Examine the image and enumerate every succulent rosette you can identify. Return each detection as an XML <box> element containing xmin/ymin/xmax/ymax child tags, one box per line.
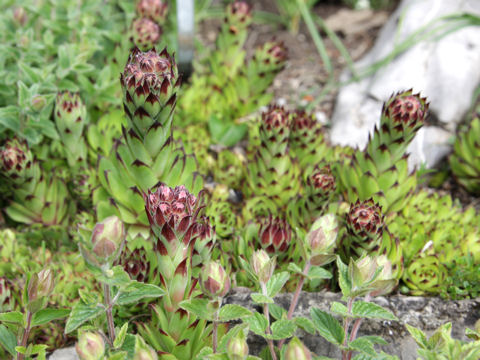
<box><xmin>96</xmin><ymin>47</ymin><xmax>202</xmax><ymax>232</ymax></box>
<box><xmin>258</xmin><ymin>215</ymin><xmax>292</xmax><ymax>256</ymax></box>
<box><xmin>450</xmin><ymin>115</ymin><xmax>480</xmax><ymax>194</ymax></box>
<box><xmin>138</xmin><ymin>184</ymin><xmax>214</xmax><ymax>359</ymax></box>
<box><xmin>337</xmin><ymin>90</ymin><xmax>428</xmax><ymax>217</ymax></box>
<box><xmin>207</xmin><ymin>200</ymin><xmax>237</xmax><ymax>238</ymax></box>
<box><xmin>131</xmin><ymin>17</ymin><xmax>161</xmax><ymax>51</ymax></box>
<box><xmin>246</xmin><ymin>106</ymin><xmax>300</xmax><ymax>207</ymax></box>
<box><xmin>54</xmin><ymin>91</ymin><xmax>87</xmax><ymax>169</ymax></box>
<box><xmin>136</xmin><ymin>0</ymin><xmax>168</xmax><ymax>24</ymax></box>
<box><xmin>403</xmin><ymin>253</ymin><xmax>448</xmax><ymax>295</ymax></box>
<box><xmin>0</xmin><ymin>137</ymin><xmax>38</xmax><ymax>188</ymax></box>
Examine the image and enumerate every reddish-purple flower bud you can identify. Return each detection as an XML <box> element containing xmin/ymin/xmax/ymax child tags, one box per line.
<box><xmin>136</xmin><ymin>0</ymin><xmax>168</xmax><ymax>23</ymax></box>
<box><xmin>91</xmin><ymin>216</ymin><xmax>125</xmax><ymax>260</ymax></box>
<box><xmin>258</xmin><ymin>215</ymin><xmax>292</xmax><ymax>254</ymax></box>
<box><xmin>347</xmin><ymin>199</ymin><xmax>384</xmax><ymax>240</ymax></box>
<box><xmin>262</xmin><ymin>105</ymin><xmax>289</xmax><ymax>131</ymax></box>
<box><xmin>132</xmin><ymin>17</ymin><xmax>162</xmax><ymax>51</ymax></box>
<box><xmin>199</xmin><ymin>261</ymin><xmax>230</xmax><ymax>299</ymax></box>
<box><xmin>384</xmin><ymin>90</ymin><xmax>428</xmax><ymax>128</ymax></box>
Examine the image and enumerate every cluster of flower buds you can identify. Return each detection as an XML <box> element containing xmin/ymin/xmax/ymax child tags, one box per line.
<box><xmin>79</xmin><ymin>216</ymin><xmax>126</xmax><ymax>268</ymax></box>
<box><xmin>27</xmin><ymin>268</ymin><xmax>55</xmax><ymax>313</ymax></box>
<box><xmin>383</xmin><ymin>90</ymin><xmax>428</xmax><ymax>134</ymax></box>
<box><xmin>199</xmin><ymin>261</ymin><xmax>230</xmax><ymax>299</ymax></box>
<box><xmin>225</xmin><ymin>1</ymin><xmax>252</xmax><ymax>34</ymax></box>
<box><xmin>304</xmin><ymin>214</ymin><xmax>338</xmax><ymax>267</ymax></box>
<box><xmin>75</xmin><ymin>331</ymin><xmax>105</xmax><ymax>360</ymax></box>
<box><xmin>258</xmin><ymin>215</ymin><xmax>292</xmax><ymax>255</ymax></box>
<box><xmin>121</xmin><ymin>47</ymin><xmax>179</xmax><ymax>138</ymax></box>
<box><xmin>131</xmin><ymin>0</ymin><xmax>168</xmax><ymax>50</ymax></box>
<box><xmin>0</xmin><ymin>137</ymin><xmax>37</xmax><ymax>187</ymax></box>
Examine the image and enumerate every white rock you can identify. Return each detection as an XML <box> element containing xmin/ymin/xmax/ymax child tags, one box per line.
<box><xmin>330</xmin><ymin>0</ymin><xmax>480</xmax><ymax>168</ymax></box>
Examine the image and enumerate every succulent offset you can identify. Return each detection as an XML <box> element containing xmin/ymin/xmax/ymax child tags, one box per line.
<box><xmin>337</xmin><ymin>90</ymin><xmax>428</xmax><ymax>217</ymax></box>
<box><xmin>96</xmin><ymin>47</ymin><xmax>202</xmax><ymax>232</ymax></box>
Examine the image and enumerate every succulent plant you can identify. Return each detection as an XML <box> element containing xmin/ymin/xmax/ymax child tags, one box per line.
<box><xmin>337</xmin><ymin>90</ymin><xmax>428</xmax><ymax>217</ymax></box>
<box><xmin>258</xmin><ymin>215</ymin><xmax>292</xmax><ymax>256</ymax></box>
<box><xmin>54</xmin><ymin>91</ymin><xmax>88</xmax><ymax>169</ymax></box>
<box><xmin>246</xmin><ymin>106</ymin><xmax>300</xmax><ymax>208</ymax></box>
<box><xmin>403</xmin><ymin>253</ymin><xmax>448</xmax><ymax>295</ymax></box>
<box><xmin>139</xmin><ymin>184</ymin><xmax>214</xmax><ymax>359</ymax></box>
<box><xmin>96</xmin><ymin>47</ymin><xmax>202</xmax><ymax>233</ymax></box>
<box><xmin>115</xmin><ymin>239</ymin><xmax>152</xmax><ymax>283</ymax></box>
<box><xmin>0</xmin><ymin>137</ymin><xmax>38</xmax><ymax>189</ymax></box>
<box><xmin>0</xmin><ymin>276</ymin><xmax>16</xmax><ymax>312</ymax></box>
<box><xmin>449</xmin><ymin>114</ymin><xmax>480</xmax><ymax>194</ymax></box>
<box><xmin>289</xmin><ymin>110</ymin><xmax>332</xmax><ymax>172</ymax></box>
<box><xmin>136</xmin><ymin>0</ymin><xmax>168</xmax><ymax>24</ymax></box>
<box><xmin>207</xmin><ymin>200</ymin><xmax>237</xmax><ymax>238</ymax></box>
<box><xmin>131</xmin><ymin>17</ymin><xmax>162</xmax><ymax>51</ymax></box>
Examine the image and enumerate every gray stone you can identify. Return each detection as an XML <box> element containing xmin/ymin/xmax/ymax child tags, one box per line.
<box><xmin>225</xmin><ymin>289</ymin><xmax>480</xmax><ymax>359</ymax></box>
<box><xmin>330</xmin><ymin>0</ymin><xmax>480</xmax><ymax>168</ymax></box>
<box><xmin>48</xmin><ymin>347</ymin><xmax>78</xmax><ymax>360</ymax></box>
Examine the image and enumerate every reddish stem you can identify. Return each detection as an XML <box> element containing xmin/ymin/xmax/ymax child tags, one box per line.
<box><xmin>17</xmin><ymin>311</ymin><xmax>33</xmax><ymax>360</ymax></box>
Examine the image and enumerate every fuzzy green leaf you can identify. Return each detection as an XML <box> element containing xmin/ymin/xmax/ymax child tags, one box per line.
<box><xmin>116</xmin><ymin>282</ymin><xmax>164</xmax><ymax>305</ymax></box>
<box><xmin>218</xmin><ymin>304</ymin><xmax>252</xmax><ymax>322</ymax></box>
<box><xmin>307</xmin><ymin>266</ymin><xmax>333</xmax><ymax>280</ymax></box>
<box><xmin>0</xmin><ymin>324</ymin><xmax>17</xmax><ymax>356</ymax></box>
<box><xmin>352</xmin><ymin>301</ymin><xmax>397</xmax><ymax>321</ymax></box>
<box><xmin>113</xmin><ymin>322</ymin><xmax>129</xmax><ymax>349</ymax></box>
<box><xmin>120</xmin><ymin>334</ymin><xmax>136</xmax><ymax>359</ymax></box>
<box><xmin>31</xmin><ymin>308</ymin><xmax>70</xmax><ymax>327</ymax></box>
<box><xmin>98</xmin><ymin>266</ymin><xmax>131</xmax><ymax>288</ymax></box>
<box><xmin>251</xmin><ymin>293</ymin><xmax>274</xmax><ymax>304</ymax></box>
<box><xmin>179</xmin><ymin>299</ymin><xmax>214</xmax><ymax>321</ymax></box>
<box><xmin>310</xmin><ymin>308</ymin><xmax>345</xmax><ymax>346</ymax></box>
<box><xmin>348</xmin><ymin>337</ymin><xmax>377</xmax><ymax>356</ymax></box>
<box><xmin>266</xmin><ymin>271</ymin><xmax>290</xmax><ymax>298</ymax></box>
<box><xmin>294</xmin><ymin>317</ymin><xmax>316</xmax><ymax>335</ymax></box>
<box><xmin>244</xmin><ymin>313</ymin><xmax>268</xmax><ymax>336</ymax></box>
<box><xmin>405</xmin><ymin>323</ymin><xmax>428</xmax><ymax>347</ymax></box>
<box><xmin>330</xmin><ymin>302</ymin><xmax>350</xmax><ymax>318</ymax></box>
<box><xmin>287</xmin><ymin>263</ymin><xmax>304</xmax><ymax>275</ymax></box>
<box><xmin>269</xmin><ymin>303</ymin><xmax>287</xmax><ymax>320</ymax></box>
<box><xmin>0</xmin><ymin>311</ymin><xmax>23</xmax><ymax>325</ymax></box>
<box><xmin>336</xmin><ymin>256</ymin><xmax>352</xmax><ymax>298</ymax></box>
<box><xmin>266</xmin><ymin>319</ymin><xmax>296</xmax><ymax>340</ymax></box>
<box><xmin>65</xmin><ymin>302</ymin><xmax>104</xmax><ymax>334</ymax></box>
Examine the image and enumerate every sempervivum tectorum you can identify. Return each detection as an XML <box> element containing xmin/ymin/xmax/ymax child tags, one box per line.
<box><xmin>0</xmin><ymin>137</ymin><xmax>38</xmax><ymax>190</ymax></box>
<box><xmin>289</xmin><ymin>110</ymin><xmax>332</xmax><ymax>173</ymax></box>
<box><xmin>140</xmin><ymin>184</ymin><xmax>214</xmax><ymax>359</ymax></box>
<box><xmin>144</xmin><ymin>184</ymin><xmax>215</xmax><ymax>308</ymax></box>
<box><xmin>121</xmin><ymin>47</ymin><xmax>179</xmax><ymax>138</ymax></box>
<box><xmin>337</xmin><ymin>90</ymin><xmax>428</xmax><ymax>217</ymax></box>
<box><xmin>341</xmin><ymin>199</ymin><xmax>384</xmax><ymax>259</ymax></box>
<box><xmin>115</xmin><ymin>242</ymin><xmax>151</xmax><ymax>283</ymax></box>
<box><xmin>246</xmin><ymin>105</ymin><xmax>300</xmax><ymax>207</ymax></box>
<box><xmin>54</xmin><ymin>91</ymin><xmax>87</xmax><ymax>169</ymax></box>
<box><xmin>449</xmin><ymin>114</ymin><xmax>480</xmax><ymax>195</ymax></box>
<box><xmin>136</xmin><ymin>0</ymin><xmax>168</xmax><ymax>24</ymax></box>
<box><xmin>131</xmin><ymin>17</ymin><xmax>162</xmax><ymax>51</ymax></box>
<box><xmin>258</xmin><ymin>215</ymin><xmax>292</xmax><ymax>256</ymax></box>
<box><xmin>96</xmin><ymin>47</ymin><xmax>202</xmax><ymax>230</ymax></box>
<box><xmin>403</xmin><ymin>253</ymin><xmax>447</xmax><ymax>295</ymax></box>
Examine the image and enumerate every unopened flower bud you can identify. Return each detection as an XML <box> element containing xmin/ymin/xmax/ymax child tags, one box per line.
<box><xmin>31</xmin><ymin>95</ymin><xmax>47</xmax><ymax>112</ymax></box>
<box><xmin>226</xmin><ymin>331</ymin><xmax>249</xmax><ymax>360</ymax></box>
<box><xmin>285</xmin><ymin>337</ymin><xmax>312</xmax><ymax>360</ymax></box>
<box><xmin>369</xmin><ymin>255</ymin><xmax>397</xmax><ymax>297</ymax></box>
<box><xmin>136</xmin><ymin>0</ymin><xmax>168</xmax><ymax>23</ymax></box>
<box><xmin>307</xmin><ymin>214</ymin><xmax>338</xmax><ymax>266</ymax></box>
<box><xmin>27</xmin><ymin>269</ymin><xmax>54</xmax><ymax>312</ymax></box>
<box><xmin>75</xmin><ymin>331</ymin><xmax>105</xmax><ymax>360</ymax></box>
<box><xmin>91</xmin><ymin>216</ymin><xmax>125</xmax><ymax>261</ymax></box>
<box><xmin>13</xmin><ymin>7</ymin><xmax>27</xmax><ymax>26</ymax></box>
<box><xmin>251</xmin><ymin>250</ymin><xmax>275</xmax><ymax>284</ymax></box>
<box><xmin>200</xmin><ymin>261</ymin><xmax>230</xmax><ymax>299</ymax></box>
<box><xmin>134</xmin><ymin>335</ymin><xmax>158</xmax><ymax>360</ymax></box>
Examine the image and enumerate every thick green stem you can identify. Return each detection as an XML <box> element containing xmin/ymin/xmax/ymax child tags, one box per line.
<box><xmin>16</xmin><ymin>311</ymin><xmax>33</xmax><ymax>360</ymax></box>
<box><xmin>104</xmin><ymin>283</ymin><xmax>115</xmax><ymax>346</ymax></box>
